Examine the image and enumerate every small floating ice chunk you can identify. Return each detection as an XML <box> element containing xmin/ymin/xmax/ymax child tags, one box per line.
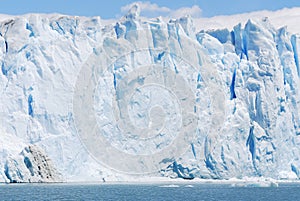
<box><xmin>231</xmin><ymin>177</ymin><xmax>279</xmax><ymax>188</ymax></box>
<box><xmin>159</xmin><ymin>184</ymin><xmax>180</xmax><ymax>188</ymax></box>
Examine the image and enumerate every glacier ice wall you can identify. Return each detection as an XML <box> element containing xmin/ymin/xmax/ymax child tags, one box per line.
<box><xmin>0</xmin><ymin>8</ymin><xmax>300</xmax><ymax>182</ymax></box>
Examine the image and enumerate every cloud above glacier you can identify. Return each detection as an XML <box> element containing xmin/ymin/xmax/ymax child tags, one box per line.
<box><xmin>192</xmin><ymin>7</ymin><xmax>300</xmax><ymax>34</ymax></box>
<box><xmin>120</xmin><ymin>1</ymin><xmax>202</xmax><ymax>18</ymax></box>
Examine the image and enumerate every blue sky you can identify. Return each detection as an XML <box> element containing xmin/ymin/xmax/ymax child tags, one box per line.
<box><xmin>0</xmin><ymin>0</ymin><xmax>300</xmax><ymax>18</ymax></box>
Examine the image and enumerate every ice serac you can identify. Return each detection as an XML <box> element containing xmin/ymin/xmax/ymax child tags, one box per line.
<box><xmin>0</xmin><ymin>7</ymin><xmax>300</xmax><ymax>182</ymax></box>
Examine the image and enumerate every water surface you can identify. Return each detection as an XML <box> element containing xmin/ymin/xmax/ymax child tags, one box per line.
<box><xmin>1</xmin><ymin>182</ymin><xmax>300</xmax><ymax>201</ymax></box>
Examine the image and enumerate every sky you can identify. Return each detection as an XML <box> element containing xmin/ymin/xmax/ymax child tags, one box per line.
<box><xmin>0</xmin><ymin>0</ymin><xmax>300</xmax><ymax>19</ymax></box>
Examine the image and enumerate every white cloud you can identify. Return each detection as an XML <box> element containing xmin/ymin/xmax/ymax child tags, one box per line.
<box><xmin>193</xmin><ymin>7</ymin><xmax>300</xmax><ymax>33</ymax></box>
<box><xmin>170</xmin><ymin>5</ymin><xmax>202</xmax><ymax>19</ymax></box>
<box><xmin>120</xmin><ymin>1</ymin><xmax>202</xmax><ymax>18</ymax></box>
<box><xmin>121</xmin><ymin>1</ymin><xmax>170</xmax><ymax>17</ymax></box>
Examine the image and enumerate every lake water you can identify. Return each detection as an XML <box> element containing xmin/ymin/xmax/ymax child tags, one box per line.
<box><xmin>1</xmin><ymin>182</ymin><xmax>300</xmax><ymax>201</ymax></box>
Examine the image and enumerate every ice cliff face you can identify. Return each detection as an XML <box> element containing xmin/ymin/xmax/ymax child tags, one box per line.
<box><xmin>0</xmin><ymin>7</ymin><xmax>300</xmax><ymax>182</ymax></box>
<box><xmin>4</xmin><ymin>145</ymin><xmax>61</xmax><ymax>183</ymax></box>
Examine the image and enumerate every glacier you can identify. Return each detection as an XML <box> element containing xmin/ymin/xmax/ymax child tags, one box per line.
<box><xmin>0</xmin><ymin>5</ymin><xmax>300</xmax><ymax>182</ymax></box>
